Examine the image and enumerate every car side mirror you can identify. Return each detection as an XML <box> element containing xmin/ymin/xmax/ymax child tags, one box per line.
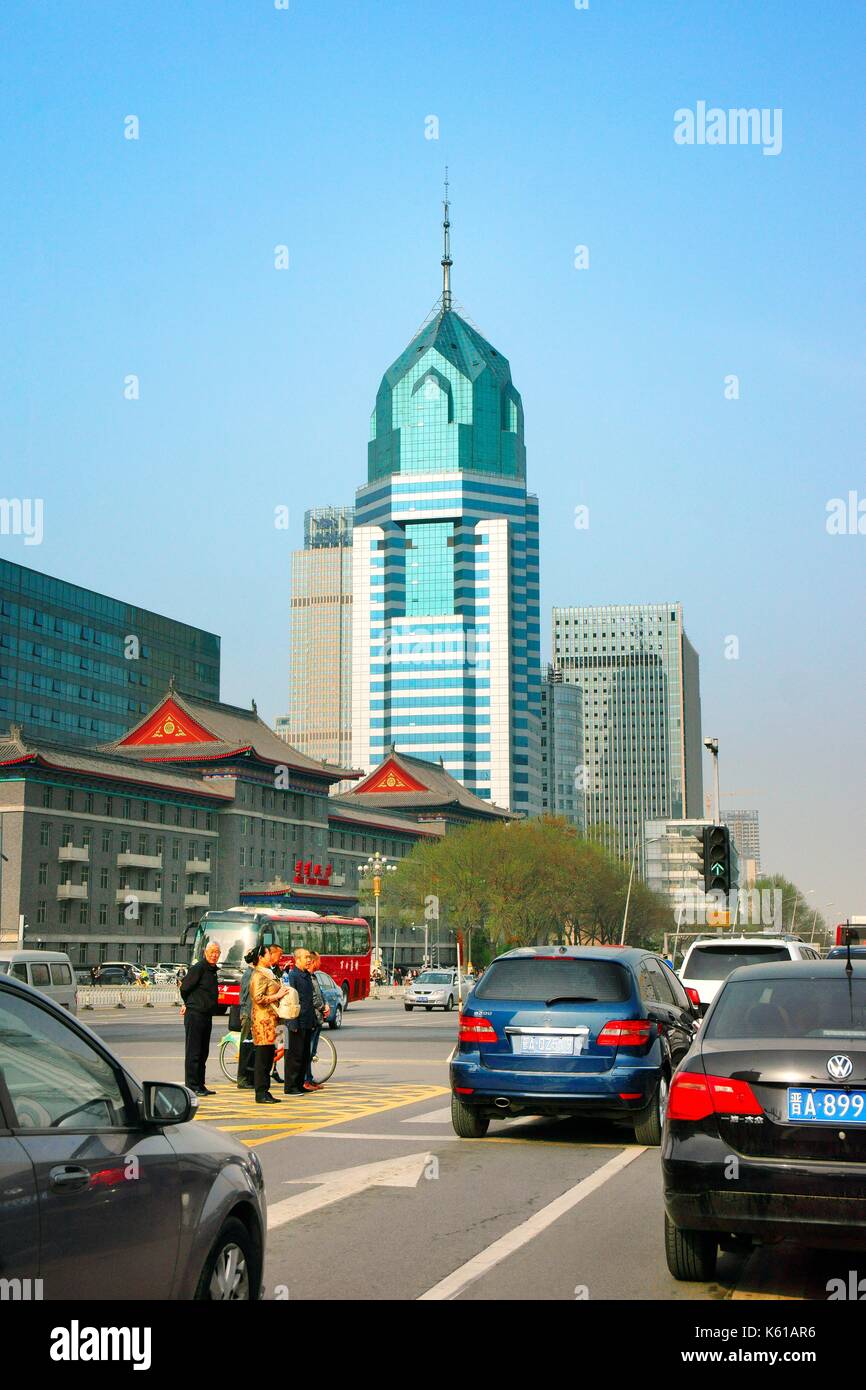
<box><xmin>141</xmin><ymin>1081</ymin><xmax>197</xmax><ymax>1126</ymax></box>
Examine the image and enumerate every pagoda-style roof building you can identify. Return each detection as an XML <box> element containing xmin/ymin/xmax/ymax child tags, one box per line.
<box><xmin>101</xmin><ymin>684</ymin><xmax>360</xmax><ymax>787</ymax></box>
<box><xmin>332</xmin><ymin>749</ymin><xmax>516</xmax><ymax>827</ymax></box>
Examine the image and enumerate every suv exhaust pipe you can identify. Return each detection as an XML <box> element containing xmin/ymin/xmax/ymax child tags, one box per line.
<box><xmin>494</xmin><ymin>1097</ymin><xmax>510</xmax><ymax>1110</ymax></box>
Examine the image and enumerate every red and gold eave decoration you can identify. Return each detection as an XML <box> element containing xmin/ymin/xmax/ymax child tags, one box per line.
<box><xmin>357</xmin><ymin>757</ymin><xmax>428</xmax><ymax>795</ymax></box>
<box><xmin>117</xmin><ymin>698</ymin><xmax>218</xmax><ymax>749</ymax></box>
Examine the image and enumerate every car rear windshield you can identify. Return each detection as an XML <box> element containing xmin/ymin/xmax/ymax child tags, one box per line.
<box><xmin>705</xmin><ymin>977</ymin><xmax>866</xmax><ymax>1040</ymax></box>
<box><xmin>684</xmin><ymin>945</ymin><xmax>789</xmax><ymax>980</ymax></box>
<box><xmin>474</xmin><ymin>957</ymin><xmax>630</xmax><ymax>1003</ymax></box>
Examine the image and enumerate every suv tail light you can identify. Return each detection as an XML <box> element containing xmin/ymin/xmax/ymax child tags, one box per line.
<box><xmin>458</xmin><ymin>1014</ymin><xmax>498</xmax><ymax>1045</ymax></box>
<box><xmin>668</xmin><ymin>1071</ymin><xmax>763</xmax><ymax>1122</ymax></box>
<box><xmin>597</xmin><ymin>1019</ymin><xmax>653</xmax><ymax>1047</ymax></box>
<box><xmin>685</xmin><ymin>987</ymin><xmax>701</xmax><ymax>1008</ymax></box>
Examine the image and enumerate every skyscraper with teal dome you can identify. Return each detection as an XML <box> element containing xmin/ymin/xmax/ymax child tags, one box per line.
<box><xmin>351</xmin><ymin>185</ymin><xmax>541</xmax><ymax>816</ymax></box>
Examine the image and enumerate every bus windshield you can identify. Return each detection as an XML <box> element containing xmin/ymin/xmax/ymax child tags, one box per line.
<box><xmin>196</xmin><ymin>917</ymin><xmax>257</xmax><ymax>972</ymax></box>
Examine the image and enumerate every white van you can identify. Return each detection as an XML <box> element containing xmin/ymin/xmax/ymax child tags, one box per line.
<box><xmin>0</xmin><ymin>950</ymin><xmax>77</xmax><ymax>1015</ymax></box>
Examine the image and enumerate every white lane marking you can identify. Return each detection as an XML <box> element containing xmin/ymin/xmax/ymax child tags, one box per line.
<box><xmin>403</xmin><ymin>1106</ymin><xmax>453</xmax><ymax>1124</ymax></box>
<box><xmin>269</xmin><ymin>1130</ymin><xmax>459</xmax><ymax>1142</ymax></box>
<box><xmin>417</xmin><ymin>1145</ymin><xmax>646</xmax><ymax>1301</ymax></box>
<box><xmin>267</xmin><ymin>1151</ymin><xmax>432</xmax><ymax>1228</ymax></box>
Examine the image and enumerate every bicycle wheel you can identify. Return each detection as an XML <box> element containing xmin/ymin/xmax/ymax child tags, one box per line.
<box><xmin>309</xmin><ymin>1033</ymin><xmax>337</xmax><ymax>1085</ymax></box>
<box><xmin>219</xmin><ymin>1032</ymin><xmax>240</xmax><ymax>1083</ymax></box>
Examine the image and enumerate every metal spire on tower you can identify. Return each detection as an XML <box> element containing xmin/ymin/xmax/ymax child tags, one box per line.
<box><xmin>441</xmin><ymin>168</ymin><xmax>452</xmax><ymax>311</ymax></box>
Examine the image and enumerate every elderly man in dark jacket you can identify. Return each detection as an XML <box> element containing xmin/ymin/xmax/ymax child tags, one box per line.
<box><xmin>180</xmin><ymin>942</ymin><xmax>220</xmax><ymax>1095</ymax></box>
<box><xmin>282</xmin><ymin>948</ymin><xmax>317</xmax><ymax>1095</ymax></box>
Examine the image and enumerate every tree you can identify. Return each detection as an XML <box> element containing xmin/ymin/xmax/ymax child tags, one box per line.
<box><xmin>388</xmin><ymin>815</ymin><xmax>673</xmax><ymax>953</ymax></box>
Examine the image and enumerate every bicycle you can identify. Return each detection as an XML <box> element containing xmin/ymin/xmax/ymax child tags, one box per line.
<box><xmin>219</xmin><ymin>1028</ymin><xmax>337</xmax><ymax>1086</ymax></box>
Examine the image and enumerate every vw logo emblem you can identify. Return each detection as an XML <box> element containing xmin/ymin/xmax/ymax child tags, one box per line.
<box><xmin>827</xmin><ymin>1055</ymin><xmax>854</xmax><ymax>1080</ymax></box>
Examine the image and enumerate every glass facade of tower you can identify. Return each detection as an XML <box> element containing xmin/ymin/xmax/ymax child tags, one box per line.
<box><xmin>0</xmin><ymin>560</ymin><xmax>220</xmax><ymax>747</ymax></box>
<box><xmin>553</xmin><ymin>604</ymin><xmax>703</xmax><ymax>865</ymax></box>
<box><xmin>540</xmin><ymin>666</ymin><xmax>585</xmax><ymax>829</ymax></box>
<box><xmin>353</xmin><ymin>308</ymin><xmax>541</xmax><ymax>815</ymax></box>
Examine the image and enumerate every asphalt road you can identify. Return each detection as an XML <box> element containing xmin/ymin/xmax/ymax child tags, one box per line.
<box><xmin>85</xmin><ymin>997</ymin><xmax>856</xmax><ymax>1302</ymax></box>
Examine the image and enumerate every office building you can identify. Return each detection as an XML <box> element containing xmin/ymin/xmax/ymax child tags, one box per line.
<box><xmin>553</xmin><ymin>603</ymin><xmax>703</xmax><ymax>865</ymax></box>
<box><xmin>352</xmin><ymin>191</ymin><xmax>541</xmax><ymax>815</ymax></box>
<box><xmin>540</xmin><ymin>664</ymin><xmax>585</xmax><ymax>828</ymax></box>
<box><xmin>287</xmin><ymin>507</ymin><xmax>353</xmax><ymax>768</ymax></box>
<box><xmin>0</xmin><ymin>560</ymin><xmax>220</xmax><ymax>748</ymax></box>
<box><xmin>722</xmin><ymin>808</ymin><xmax>761</xmax><ymax>874</ymax></box>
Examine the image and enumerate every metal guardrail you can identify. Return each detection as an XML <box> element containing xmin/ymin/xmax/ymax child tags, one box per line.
<box><xmin>77</xmin><ymin>986</ymin><xmax>181</xmax><ymax>1010</ymax></box>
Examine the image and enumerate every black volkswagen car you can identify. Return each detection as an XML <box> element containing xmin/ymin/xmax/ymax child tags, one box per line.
<box><xmin>663</xmin><ymin>959</ymin><xmax>866</xmax><ymax>1280</ymax></box>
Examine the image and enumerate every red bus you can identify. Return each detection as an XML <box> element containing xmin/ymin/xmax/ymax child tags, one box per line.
<box><xmin>835</xmin><ymin>918</ymin><xmax>866</xmax><ymax>947</ymax></box>
<box><xmin>191</xmin><ymin>906</ymin><xmax>372</xmax><ymax>1014</ymax></box>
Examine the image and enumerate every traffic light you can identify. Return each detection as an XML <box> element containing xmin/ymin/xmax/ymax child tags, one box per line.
<box><xmin>702</xmin><ymin>825</ymin><xmax>732</xmax><ymax>895</ymax></box>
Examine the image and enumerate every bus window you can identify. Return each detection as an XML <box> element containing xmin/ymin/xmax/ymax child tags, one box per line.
<box><xmin>321</xmin><ymin>925</ymin><xmax>339</xmax><ymax>954</ymax></box>
<box><xmin>354</xmin><ymin>925</ymin><xmax>370</xmax><ymax>954</ymax></box>
<box><xmin>289</xmin><ymin>924</ymin><xmax>309</xmax><ymax>952</ymax></box>
<box><xmin>339</xmin><ymin>926</ymin><xmax>355</xmax><ymax>952</ymax></box>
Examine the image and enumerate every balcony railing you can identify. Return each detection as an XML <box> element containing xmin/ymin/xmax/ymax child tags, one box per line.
<box><xmin>185</xmin><ymin>859</ymin><xmax>212</xmax><ymax>874</ymax></box>
<box><xmin>115</xmin><ymin>888</ymin><xmax>163</xmax><ymax>906</ymax></box>
<box><xmin>116</xmin><ymin>852</ymin><xmax>163</xmax><ymax>871</ymax></box>
<box><xmin>184</xmin><ymin>892</ymin><xmax>210</xmax><ymax>909</ymax></box>
<box><xmin>58</xmin><ymin>845</ymin><xmax>90</xmax><ymax>863</ymax></box>
<box><xmin>56</xmin><ymin>884</ymin><xmax>88</xmax><ymax>900</ymax></box>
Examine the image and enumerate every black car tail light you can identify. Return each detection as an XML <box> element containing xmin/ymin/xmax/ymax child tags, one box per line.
<box><xmin>668</xmin><ymin>1071</ymin><xmax>763</xmax><ymax>1122</ymax></box>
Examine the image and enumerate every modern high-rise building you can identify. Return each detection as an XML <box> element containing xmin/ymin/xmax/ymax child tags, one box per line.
<box><xmin>722</xmin><ymin>808</ymin><xmax>761</xmax><ymax>874</ymax></box>
<box><xmin>351</xmin><ymin>190</ymin><xmax>541</xmax><ymax>815</ymax></box>
<box><xmin>553</xmin><ymin>603</ymin><xmax>703</xmax><ymax>865</ymax></box>
<box><xmin>287</xmin><ymin>507</ymin><xmax>354</xmax><ymax>768</ymax></box>
<box><xmin>0</xmin><ymin>559</ymin><xmax>220</xmax><ymax>748</ymax></box>
<box><xmin>540</xmin><ymin>664</ymin><xmax>585</xmax><ymax>829</ymax></box>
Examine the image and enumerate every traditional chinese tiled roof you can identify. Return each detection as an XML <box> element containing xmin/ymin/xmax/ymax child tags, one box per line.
<box><xmin>0</xmin><ymin>726</ymin><xmax>232</xmax><ymax>799</ymax></box>
<box><xmin>335</xmin><ymin>749</ymin><xmax>516</xmax><ymax>821</ymax></box>
<box><xmin>101</xmin><ymin>687</ymin><xmax>361</xmax><ymax>784</ymax></box>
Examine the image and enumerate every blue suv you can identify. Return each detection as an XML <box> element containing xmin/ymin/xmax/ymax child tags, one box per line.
<box><xmin>450</xmin><ymin>946</ymin><xmax>698</xmax><ymax>1145</ymax></box>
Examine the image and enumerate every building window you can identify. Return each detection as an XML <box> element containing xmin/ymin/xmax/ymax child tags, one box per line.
<box><xmin>138</xmin><ymin>834</ymin><xmax>148</xmax><ymax>855</ymax></box>
<box><xmin>98</xmin><ymin>904</ymin><xmax>108</xmax><ymax>926</ymax></box>
<box><xmin>36</xmin><ymin>901</ymin><xmax>47</xmax><ymax>924</ymax></box>
<box><xmin>155</xmin><ymin>836</ymin><xmax>164</xmax><ymax>856</ymax></box>
<box><xmin>62</xmin><ymin>824</ymin><xmax>73</xmax><ymax>847</ymax></box>
<box><xmin>59</xmin><ymin>904</ymin><xmax>69</xmax><ymax>925</ymax></box>
<box><xmin>123</xmin><ymin>799</ymin><xmax>132</xmax><ymax>819</ymax></box>
<box><xmin>158</xmin><ymin>803</ymin><xmax>166</xmax><ymax>824</ymax></box>
<box><xmin>40</xmin><ymin>823</ymin><xmax>51</xmax><ymax>848</ymax></box>
<box><xmin>84</xmin><ymin>791</ymin><xmax>94</xmax><ymax>813</ymax></box>
<box><xmin>100</xmin><ymin>867</ymin><xmax>109</xmax><ymax>890</ymax></box>
<box><xmin>170</xmin><ymin>908</ymin><xmax>178</xmax><ymax>929</ymax></box>
<box><xmin>141</xmin><ymin>800</ymin><xmax>149</xmax><ymax>821</ymax></box>
<box><xmin>102</xmin><ymin>830</ymin><xmax>112</xmax><ymax>853</ymax></box>
<box><xmin>81</xmin><ymin>867</ymin><xmax>89</xmax><ymax>888</ymax></box>
<box><xmin>65</xmin><ymin>788</ymin><xmax>74</xmax><ymax>811</ymax></box>
<box><xmin>171</xmin><ymin>874</ymin><xmax>179</xmax><ymax>894</ymax></box>
<box><xmin>41</xmin><ymin>785</ymin><xmax>54</xmax><ymax>808</ymax></box>
<box><xmin>38</xmin><ymin>862</ymin><xmax>48</xmax><ymax>885</ymax></box>
<box><xmin>154</xmin><ymin>907</ymin><xmax>162</xmax><ymax>928</ymax></box>
<box><xmin>173</xmin><ymin>806</ymin><xmax>182</xmax><ymax>827</ymax></box>
<box><xmin>171</xmin><ymin>840</ymin><xmax>180</xmax><ymax>861</ymax></box>
<box><xmin>79</xmin><ymin>903</ymin><xmax>88</xmax><ymax>925</ymax></box>
<box><xmin>105</xmin><ymin>796</ymin><xmax>113</xmax><ymax>816</ymax></box>
<box><xmin>239</xmin><ymin>847</ymin><xmax>246</xmax><ymax>867</ymax></box>
<box><xmin>120</xmin><ymin>832</ymin><xmax>130</xmax><ymax>854</ymax></box>
<box><xmin>82</xmin><ymin>827</ymin><xmax>92</xmax><ymax>849</ymax></box>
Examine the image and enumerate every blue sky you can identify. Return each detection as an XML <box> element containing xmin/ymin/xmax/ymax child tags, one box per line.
<box><xmin>1</xmin><ymin>0</ymin><xmax>863</xmax><ymax>922</ymax></box>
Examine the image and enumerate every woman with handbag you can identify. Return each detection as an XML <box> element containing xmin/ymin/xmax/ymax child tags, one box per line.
<box><xmin>249</xmin><ymin>943</ymin><xmax>288</xmax><ymax>1105</ymax></box>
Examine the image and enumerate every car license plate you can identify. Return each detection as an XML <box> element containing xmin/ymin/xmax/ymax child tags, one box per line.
<box><xmin>787</xmin><ymin>1087</ymin><xmax>866</xmax><ymax>1123</ymax></box>
<box><xmin>513</xmin><ymin>1035</ymin><xmax>576</xmax><ymax>1056</ymax></box>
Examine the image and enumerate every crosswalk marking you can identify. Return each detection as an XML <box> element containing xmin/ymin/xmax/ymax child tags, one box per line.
<box><xmin>194</xmin><ymin>1080</ymin><xmax>449</xmax><ymax>1147</ymax></box>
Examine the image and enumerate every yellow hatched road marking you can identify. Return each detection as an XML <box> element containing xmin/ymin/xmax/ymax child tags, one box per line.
<box><xmin>195</xmin><ymin>1081</ymin><xmax>449</xmax><ymax>1147</ymax></box>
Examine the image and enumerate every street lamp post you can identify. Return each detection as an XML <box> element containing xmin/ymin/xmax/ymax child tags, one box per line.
<box><xmin>357</xmin><ymin>852</ymin><xmax>396</xmax><ymax>996</ymax></box>
<box><xmin>703</xmin><ymin>738</ymin><xmax>721</xmax><ymax>824</ymax></box>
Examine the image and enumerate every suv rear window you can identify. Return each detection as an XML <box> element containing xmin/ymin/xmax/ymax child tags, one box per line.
<box><xmin>474</xmin><ymin>957</ymin><xmax>630</xmax><ymax>1003</ymax></box>
<box><xmin>684</xmin><ymin>946</ymin><xmax>789</xmax><ymax>980</ymax></box>
<box><xmin>705</xmin><ymin>977</ymin><xmax>866</xmax><ymax>1040</ymax></box>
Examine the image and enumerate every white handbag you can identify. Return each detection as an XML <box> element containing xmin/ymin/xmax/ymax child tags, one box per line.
<box><xmin>277</xmin><ymin>986</ymin><xmax>300</xmax><ymax>1021</ymax></box>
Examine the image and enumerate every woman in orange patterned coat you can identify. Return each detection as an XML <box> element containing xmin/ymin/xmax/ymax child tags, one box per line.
<box><xmin>249</xmin><ymin>943</ymin><xmax>287</xmax><ymax>1105</ymax></box>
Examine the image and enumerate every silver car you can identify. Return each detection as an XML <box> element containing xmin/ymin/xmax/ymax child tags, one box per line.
<box><xmin>0</xmin><ymin>973</ymin><xmax>266</xmax><ymax>1300</ymax></box>
<box><xmin>404</xmin><ymin>969</ymin><xmax>467</xmax><ymax>1012</ymax></box>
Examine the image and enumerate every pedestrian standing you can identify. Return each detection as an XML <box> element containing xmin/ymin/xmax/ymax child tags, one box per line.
<box><xmin>303</xmin><ymin>952</ymin><xmax>330</xmax><ymax>1090</ymax></box>
<box><xmin>282</xmin><ymin>947</ymin><xmax>317</xmax><ymax>1096</ymax></box>
<box><xmin>249</xmin><ymin>943</ymin><xmax>287</xmax><ymax>1105</ymax></box>
<box><xmin>236</xmin><ymin>957</ymin><xmax>256</xmax><ymax>1090</ymax></box>
<box><xmin>179</xmin><ymin>942</ymin><xmax>221</xmax><ymax>1096</ymax></box>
